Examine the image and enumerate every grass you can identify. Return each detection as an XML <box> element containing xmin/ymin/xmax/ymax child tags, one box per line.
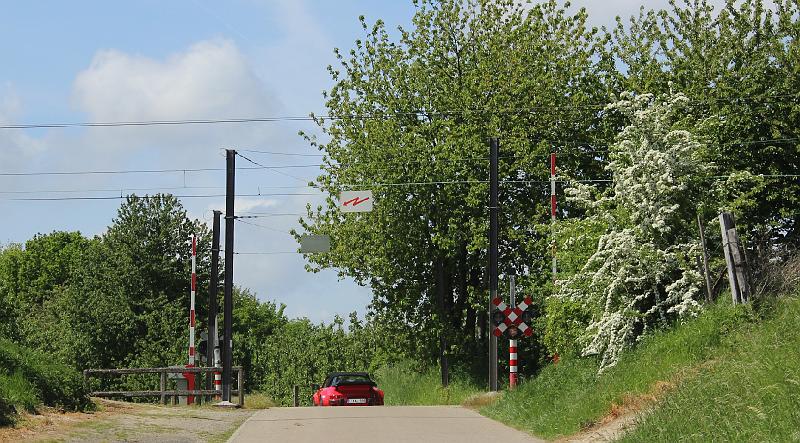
<box><xmin>620</xmin><ymin>296</ymin><xmax>800</xmax><ymax>442</ymax></box>
<box><xmin>480</xmin><ymin>300</ymin><xmax>759</xmax><ymax>439</ymax></box>
<box><xmin>374</xmin><ymin>361</ymin><xmax>482</xmax><ymax>406</ymax></box>
<box><xmin>0</xmin><ymin>339</ymin><xmax>91</xmax><ymax>425</ymax></box>
<box><xmin>242</xmin><ymin>392</ymin><xmax>276</xmax><ymax>409</ymax></box>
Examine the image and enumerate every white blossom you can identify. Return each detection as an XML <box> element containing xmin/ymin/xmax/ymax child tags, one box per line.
<box><xmin>560</xmin><ymin>92</ymin><xmax>707</xmax><ymax>372</ymax></box>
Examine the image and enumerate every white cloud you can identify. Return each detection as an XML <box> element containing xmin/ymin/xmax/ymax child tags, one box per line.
<box><xmin>0</xmin><ymin>84</ymin><xmax>44</xmax><ymax>172</ymax></box>
<box><xmin>73</xmin><ymin>39</ymin><xmax>275</xmax><ymax>122</ymax></box>
<box><xmin>207</xmin><ymin>197</ymin><xmax>279</xmax><ymax>214</ymax></box>
<box><xmin>68</xmin><ymin>39</ymin><xmax>283</xmax><ymax>162</ymax></box>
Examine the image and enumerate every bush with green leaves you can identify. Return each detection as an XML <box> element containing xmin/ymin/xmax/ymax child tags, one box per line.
<box><xmin>0</xmin><ymin>338</ymin><xmax>91</xmax><ymax>424</ymax></box>
<box><xmin>558</xmin><ymin>93</ymin><xmax>709</xmax><ymax>371</ymax></box>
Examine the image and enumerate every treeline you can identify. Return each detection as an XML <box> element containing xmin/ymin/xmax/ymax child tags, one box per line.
<box><xmin>297</xmin><ymin>0</ymin><xmax>800</xmax><ymax>379</ymax></box>
<box><xmin>0</xmin><ymin>195</ymin><xmax>410</xmax><ymax>406</ymax></box>
<box><xmin>2</xmin><ymin>0</ymin><xmax>799</xmax><ymax>409</ymax></box>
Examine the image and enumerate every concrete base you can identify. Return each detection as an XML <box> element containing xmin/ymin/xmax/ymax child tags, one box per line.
<box><xmin>214</xmin><ymin>400</ymin><xmax>240</xmax><ymax>409</ymax></box>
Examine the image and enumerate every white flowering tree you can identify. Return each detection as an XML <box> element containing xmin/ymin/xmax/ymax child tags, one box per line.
<box><xmin>559</xmin><ymin>93</ymin><xmax>709</xmax><ymax>371</ymax></box>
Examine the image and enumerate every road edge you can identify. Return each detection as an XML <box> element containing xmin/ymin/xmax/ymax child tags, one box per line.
<box><xmin>224</xmin><ymin>408</ymin><xmax>259</xmax><ymax>443</ymax></box>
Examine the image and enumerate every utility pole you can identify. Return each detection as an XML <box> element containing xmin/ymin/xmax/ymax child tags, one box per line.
<box><xmin>550</xmin><ymin>152</ymin><xmax>557</xmax><ymax>285</ymax></box>
<box><xmin>208</xmin><ymin>210</ymin><xmax>221</xmax><ymax>398</ymax></box>
<box><xmin>489</xmin><ymin>137</ymin><xmax>499</xmax><ymax>392</ymax></box>
<box><xmin>221</xmin><ymin>149</ymin><xmax>236</xmax><ymax>405</ymax></box>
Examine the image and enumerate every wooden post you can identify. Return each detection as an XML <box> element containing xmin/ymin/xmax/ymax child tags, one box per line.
<box><xmin>728</xmin><ymin>230</ymin><xmax>750</xmax><ymax>303</ymax></box>
<box><xmin>697</xmin><ymin>213</ymin><xmax>713</xmax><ymax>303</ymax></box>
<box><xmin>293</xmin><ymin>385</ymin><xmax>299</xmax><ymax>407</ymax></box>
<box><xmin>237</xmin><ymin>368</ymin><xmax>245</xmax><ymax>408</ymax></box>
<box><xmin>160</xmin><ymin>371</ymin><xmax>167</xmax><ymax>405</ymax></box>
<box><xmin>719</xmin><ymin>212</ymin><xmax>750</xmax><ymax>304</ymax></box>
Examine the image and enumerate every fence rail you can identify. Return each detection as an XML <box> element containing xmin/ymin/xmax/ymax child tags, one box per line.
<box><xmin>83</xmin><ymin>366</ymin><xmax>244</xmax><ymax>407</ymax></box>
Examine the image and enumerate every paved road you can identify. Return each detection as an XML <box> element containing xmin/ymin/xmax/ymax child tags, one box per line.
<box><xmin>229</xmin><ymin>406</ymin><xmax>542</xmax><ymax>443</ymax></box>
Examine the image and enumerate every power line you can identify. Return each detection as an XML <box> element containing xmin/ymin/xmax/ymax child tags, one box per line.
<box><xmin>0</xmin><ymin>164</ymin><xmax>322</xmax><ymax>177</ymax></box>
<box><xmin>236</xmin><ymin>213</ymin><xmax>306</xmax><ymax>218</ymax></box>
<box><xmin>0</xmin><ymin>192</ymin><xmax>320</xmax><ymax>202</ymax></box>
<box><xmin>239</xmin><ymin>149</ymin><xmax>324</xmax><ymax>157</ymax></box>
<box><xmin>235</xmin><ymin>218</ymin><xmax>291</xmax><ymax>233</ymax></box>
<box><xmin>233</xmin><ymin>251</ymin><xmax>299</xmax><ymax>255</ymax></box>
<box><xmin>236</xmin><ymin>152</ymin><xmax>313</xmax><ymax>183</ymax></box>
<box><xmin>7</xmin><ymin>174</ymin><xmax>794</xmax><ymax>201</ymax></box>
<box><xmin>2</xmin><ymin>136</ymin><xmax>796</xmax><ymax>179</ymax></box>
<box><xmin>0</xmin><ymin>185</ymin><xmax>223</xmax><ymax>195</ymax></box>
<box><xmin>1</xmin><ymin>93</ymin><xmax>797</xmax><ymax>130</ymax></box>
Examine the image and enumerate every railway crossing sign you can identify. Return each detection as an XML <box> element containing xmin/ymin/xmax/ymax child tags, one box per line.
<box><xmin>491</xmin><ymin>295</ymin><xmax>534</xmax><ymax>338</ymax></box>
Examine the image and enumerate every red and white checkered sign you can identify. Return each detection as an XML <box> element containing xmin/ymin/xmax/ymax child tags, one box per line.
<box><xmin>492</xmin><ymin>296</ymin><xmax>533</xmax><ymax>338</ymax></box>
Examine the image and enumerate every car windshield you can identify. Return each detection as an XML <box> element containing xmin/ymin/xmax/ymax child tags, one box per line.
<box><xmin>324</xmin><ymin>373</ymin><xmax>373</xmax><ymax>387</ymax></box>
<box><xmin>338</xmin><ymin>374</ymin><xmax>370</xmax><ymax>383</ymax></box>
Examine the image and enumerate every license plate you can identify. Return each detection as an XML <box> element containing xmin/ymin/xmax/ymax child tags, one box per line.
<box><xmin>347</xmin><ymin>398</ymin><xmax>367</xmax><ymax>404</ymax></box>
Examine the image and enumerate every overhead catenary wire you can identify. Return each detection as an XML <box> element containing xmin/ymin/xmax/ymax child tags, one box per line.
<box><xmin>0</xmin><ymin>185</ymin><xmax>224</xmax><ymax>195</ymax></box>
<box><xmin>221</xmin><ymin>250</ymin><xmax>300</xmax><ymax>255</ymax></box>
<box><xmin>235</xmin><ymin>152</ymin><xmax>313</xmax><ymax>183</ymax></box>
<box><xmin>238</xmin><ymin>149</ymin><xmax>325</xmax><ymax>157</ymax></box>
<box><xmin>3</xmin><ymin>174</ymin><xmax>797</xmax><ymax>201</ymax></box>
<box><xmin>0</xmin><ymin>192</ymin><xmax>321</xmax><ymax>202</ymax></box>
<box><xmin>234</xmin><ymin>218</ymin><xmax>292</xmax><ymax>233</ymax></box>
<box><xmin>1</xmin><ymin>93</ymin><xmax>798</xmax><ymax>130</ymax></box>
<box><xmin>0</xmin><ymin>164</ymin><xmax>323</xmax><ymax>177</ymax></box>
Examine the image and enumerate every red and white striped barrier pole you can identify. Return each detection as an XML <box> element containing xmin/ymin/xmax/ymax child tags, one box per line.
<box><xmin>214</xmin><ymin>352</ymin><xmax>222</xmax><ymax>396</ymax></box>
<box><xmin>509</xmin><ymin>339</ymin><xmax>518</xmax><ymax>389</ymax></box>
<box><xmin>550</xmin><ymin>152</ymin><xmax>557</xmax><ymax>286</ymax></box>
<box><xmin>187</xmin><ymin>234</ymin><xmax>197</xmax><ymax>404</ymax></box>
<box><xmin>509</xmin><ymin>276</ymin><xmax>518</xmax><ymax>389</ymax></box>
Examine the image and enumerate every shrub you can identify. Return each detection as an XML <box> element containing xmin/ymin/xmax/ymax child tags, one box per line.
<box><xmin>0</xmin><ymin>338</ymin><xmax>92</xmax><ymax>419</ymax></box>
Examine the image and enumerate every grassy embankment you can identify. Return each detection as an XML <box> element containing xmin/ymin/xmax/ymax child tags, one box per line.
<box><xmin>481</xmin><ymin>295</ymin><xmax>800</xmax><ymax>441</ymax></box>
<box><xmin>0</xmin><ymin>338</ymin><xmax>92</xmax><ymax>425</ymax></box>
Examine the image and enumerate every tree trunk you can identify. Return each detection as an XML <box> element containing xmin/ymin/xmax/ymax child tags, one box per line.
<box><xmin>434</xmin><ymin>256</ymin><xmax>450</xmax><ymax>387</ymax></box>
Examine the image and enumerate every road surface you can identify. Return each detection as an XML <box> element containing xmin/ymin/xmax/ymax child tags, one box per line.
<box><xmin>228</xmin><ymin>405</ymin><xmax>542</xmax><ymax>443</ymax></box>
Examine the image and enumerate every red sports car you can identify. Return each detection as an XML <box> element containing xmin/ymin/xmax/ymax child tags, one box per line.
<box><xmin>312</xmin><ymin>372</ymin><xmax>384</xmax><ymax>406</ymax></box>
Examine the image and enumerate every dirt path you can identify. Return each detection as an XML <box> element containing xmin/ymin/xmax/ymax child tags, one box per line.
<box><xmin>0</xmin><ymin>399</ymin><xmax>253</xmax><ymax>443</ymax></box>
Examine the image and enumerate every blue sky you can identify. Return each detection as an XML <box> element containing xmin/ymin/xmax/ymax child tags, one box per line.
<box><xmin>0</xmin><ymin>0</ymin><xmax>723</xmax><ymax>323</ymax></box>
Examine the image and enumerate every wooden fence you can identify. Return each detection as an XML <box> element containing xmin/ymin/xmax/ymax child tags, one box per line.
<box><xmin>83</xmin><ymin>366</ymin><xmax>244</xmax><ymax>407</ymax></box>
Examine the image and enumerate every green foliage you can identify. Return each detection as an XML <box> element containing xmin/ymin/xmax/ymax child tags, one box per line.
<box><xmin>373</xmin><ymin>361</ymin><xmax>480</xmax><ymax>406</ymax></box>
<box><xmin>0</xmin><ymin>338</ymin><xmax>91</xmax><ymax>424</ymax></box>
<box><xmin>540</xmin><ymin>297</ymin><xmax>593</xmax><ymax>358</ymax></box>
<box><xmin>481</xmin><ymin>301</ymin><xmax>755</xmax><ymax>439</ymax></box>
<box><xmin>613</xmin><ymin>0</ymin><xmax>800</xmax><ymax>247</ymax></box>
<box><xmin>557</xmin><ymin>93</ymin><xmax>709</xmax><ymax>370</ymax></box>
<box><xmin>252</xmin><ymin>314</ymin><xmax>381</xmax><ymax>406</ymax></box>
<box><xmin>0</xmin><ymin>195</ymin><xmax>213</xmax><ymax>396</ymax></box>
<box><xmin>297</xmin><ymin>0</ymin><xmax>614</xmax><ymax>378</ymax></box>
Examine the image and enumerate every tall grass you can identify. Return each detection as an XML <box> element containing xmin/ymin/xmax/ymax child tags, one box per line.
<box><xmin>620</xmin><ymin>296</ymin><xmax>800</xmax><ymax>442</ymax></box>
<box><xmin>480</xmin><ymin>302</ymin><xmax>756</xmax><ymax>439</ymax></box>
<box><xmin>0</xmin><ymin>339</ymin><xmax>91</xmax><ymax>425</ymax></box>
<box><xmin>373</xmin><ymin>361</ymin><xmax>481</xmax><ymax>406</ymax></box>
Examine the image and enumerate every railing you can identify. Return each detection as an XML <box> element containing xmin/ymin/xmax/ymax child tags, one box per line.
<box><xmin>83</xmin><ymin>366</ymin><xmax>245</xmax><ymax>407</ymax></box>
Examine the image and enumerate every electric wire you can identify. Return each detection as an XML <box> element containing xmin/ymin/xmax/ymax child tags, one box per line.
<box><xmin>235</xmin><ymin>152</ymin><xmax>313</xmax><ymax>183</ymax></box>
<box><xmin>0</xmin><ymin>164</ymin><xmax>323</xmax><ymax>177</ymax></box>
<box><xmin>235</xmin><ymin>218</ymin><xmax>291</xmax><ymax>233</ymax></box>
<box><xmin>1</xmin><ymin>93</ymin><xmax>798</xmax><ymax>130</ymax></box>
<box><xmin>0</xmin><ymin>192</ymin><xmax>321</xmax><ymax>202</ymax></box>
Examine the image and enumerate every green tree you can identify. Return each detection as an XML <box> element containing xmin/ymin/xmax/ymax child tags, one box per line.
<box><xmin>298</xmin><ymin>0</ymin><xmax>615</xmax><ymax>384</ymax></box>
<box><xmin>611</xmin><ymin>0</ymin><xmax>800</xmax><ymax>252</ymax></box>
